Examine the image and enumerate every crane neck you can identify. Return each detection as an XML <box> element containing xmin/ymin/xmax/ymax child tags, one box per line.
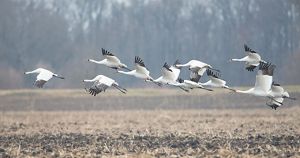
<box><xmin>231</xmin><ymin>56</ymin><xmax>249</xmax><ymax>62</ymax></box>
<box><xmin>235</xmin><ymin>88</ymin><xmax>254</xmax><ymax>94</ymax></box>
<box><xmin>88</xmin><ymin>59</ymin><xmax>106</xmax><ymax>64</ymax></box>
<box><xmin>25</xmin><ymin>69</ymin><xmax>40</xmax><ymax>74</ymax></box>
<box><xmin>117</xmin><ymin>70</ymin><xmax>135</xmax><ymax>75</ymax></box>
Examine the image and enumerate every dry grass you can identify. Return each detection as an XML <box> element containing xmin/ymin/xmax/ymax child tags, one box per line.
<box><xmin>1</xmin><ymin>108</ymin><xmax>300</xmax><ymax>157</ymax></box>
<box><xmin>0</xmin><ymin>89</ymin><xmax>299</xmax><ymax>157</ymax></box>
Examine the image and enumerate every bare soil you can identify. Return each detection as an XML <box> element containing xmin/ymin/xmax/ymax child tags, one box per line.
<box><xmin>0</xmin><ymin>89</ymin><xmax>299</xmax><ymax>157</ymax></box>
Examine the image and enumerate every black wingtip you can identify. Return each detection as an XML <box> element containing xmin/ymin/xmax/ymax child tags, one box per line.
<box><xmin>101</xmin><ymin>48</ymin><xmax>105</xmax><ymax>55</ymax></box>
<box><xmin>259</xmin><ymin>61</ymin><xmax>271</xmax><ymax>70</ymax></box>
<box><xmin>163</xmin><ymin>62</ymin><xmax>172</xmax><ymax>72</ymax></box>
<box><xmin>101</xmin><ymin>48</ymin><xmax>114</xmax><ymax>56</ymax></box>
<box><xmin>259</xmin><ymin>61</ymin><xmax>276</xmax><ymax>76</ymax></box>
<box><xmin>135</xmin><ymin>56</ymin><xmax>146</xmax><ymax>67</ymax></box>
<box><xmin>272</xmin><ymin>81</ymin><xmax>280</xmax><ymax>86</ymax></box>
<box><xmin>244</xmin><ymin>44</ymin><xmax>251</xmax><ymax>52</ymax></box>
<box><xmin>178</xmin><ymin>78</ymin><xmax>184</xmax><ymax>83</ymax></box>
<box><xmin>246</xmin><ymin>65</ymin><xmax>257</xmax><ymax>71</ymax></box>
<box><xmin>206</xmin><ymin>69</ymin><xmax>220</xmax><ymax>78</ymax></box>
<box><xmin>244</xmin><ymin>44</ymin><xmax>256</xmax><ymax>53</ymax></box>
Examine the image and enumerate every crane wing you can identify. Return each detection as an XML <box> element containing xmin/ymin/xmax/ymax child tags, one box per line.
<box><xmin>248</xmin><ymin>52</ymin><xmax>261</xmax><ymax>61</ymax></box>
<box><xmin>210</xmin><ymin>77</ymin><xmax>226</xmax><ymax>85</ymax></box>
<box><xmin>244</xmin><ymin>44</ymin><xmax>257</xmax><ymax>54</ymax></box>
<box><xmin>34</xmin><ymin>80</ymin><xmax>47</xmax><ymax>88</ymax></box>
<box><xmin>88</xmin><ymin>81</ymin><xmax>110</xmax><ymax>96</ymax></box>
<box><xmin>102</xmin><ymin>48</ymin><xmax>121</xmax><ymax>63</ymax></box>
<box><xmin>245</xmin><ymin>64</ymin><xmax>257</xmax><ymax>71</ymax></box>
<box><xmin>271</xmin><ymin>82</ymin><xmax>284</xmax><ymax>94</ymax></box>
<box><xmin>37</xmin><ymin>71</ymin><xmax>53</xmax><ymax>81</ymax></box>
<box><xmin>85</xmin><ymin>75</ymin><xmax>116</xmax><ymax>96</ymax></box>
<box><xmin>254</xmin><ymin>75</ymin><xmax>272</xmax><ymax>92</ymax></box>
<box><xmin>170</xmin><ymin>67</ymin><xmax>180</xmax><ymax>81</ymax></box>
<box><xmin>134</xmin><ymin>56</ymin><xmax>150</xmax><ymax>75</ymax></box>
<box><xmin>206</xmin><ymin>69</ymin><xmax>220</xmax><ymax>79</ymax></box>
<box><xmin>258</xmin><ymin>62</ymin><xmax>276</xmax><ymax>76</ymax></box>
<box><xmin>161</xmin><ymin>63</ymin><xmax>175</xmax><ymax>81</ymax></box>
<box><xmin>266</xmin><ymin>97</ymin><xmax>284</xmax><ymax>110</ymax></box>
<box><xmin>98</xmin><ymin>75</ymin><xmax>115</xmax><ymax>86</ymax></box>
<box><xmin>190</xmin><ymin>71</ymin><xmax>201</xmax><ymax>83</ymax></box>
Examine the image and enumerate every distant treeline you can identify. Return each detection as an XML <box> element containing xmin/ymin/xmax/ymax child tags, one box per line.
<box><xmin>0</xmin><ymin>0</ymin><xmax>300</xmax><ymax>88</ymax></box>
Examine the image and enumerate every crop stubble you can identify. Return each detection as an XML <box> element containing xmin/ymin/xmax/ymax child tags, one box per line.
<box><xmin>0</xmin><ymin>89</ymin><xmax>300</xmax><ymax>157</ymax></box>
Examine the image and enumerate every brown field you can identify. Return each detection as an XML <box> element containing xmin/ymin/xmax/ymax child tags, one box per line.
<box><xmin>0</xmin><ymin>89</ymin><xmax>300</xmax><ymax>157</ymax></box>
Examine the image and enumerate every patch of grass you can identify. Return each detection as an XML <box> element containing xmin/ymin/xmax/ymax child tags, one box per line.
<box><xmin>0</xmin><ymin>108</ymin><xmax>300</xmax><ymax>157</ymax></box>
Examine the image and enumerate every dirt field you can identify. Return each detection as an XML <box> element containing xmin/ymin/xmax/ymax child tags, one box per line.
<box><xmin>0</xmin><ymin>89</ymin><xmax>300</xmax><ymax>157</ymax></box>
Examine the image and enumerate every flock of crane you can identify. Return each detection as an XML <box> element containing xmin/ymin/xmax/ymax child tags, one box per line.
<box><xmin>24</xmin><ymin>44</ymin><xmax>296</xmax><ymax>110</ymax></box>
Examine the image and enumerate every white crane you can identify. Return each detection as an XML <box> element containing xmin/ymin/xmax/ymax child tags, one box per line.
<box><xmin>169</xmin><ymin>78</ymin><xmax>213</xmax><ymax>92</ymax></box>
<box><xmin>230</xmin><ymin>44</ymin><xmax>265</xmax><ymax>71</ymax></box>
<box><xmin>83</xmin><ymin>75</ymin><xmax>127</xmax><ymax>96</ymax></box>
<box><xmin>153</xmin><ymin>61</ymin><xmax>181</xmax><ymax>86</ymax></box>
<box><xmin>199</xmin><ymin>69</ymin><xmax>235</xmax><ymax>91</ymax></box>
<box><xmin>235</xmin><ymin>62</ymin><xmax>276</xmax><ymax>98</ymax></box>
<box><xmin>88</xmin><ymin>48</ymin><xmax>130</xmax><ymax>71</ymax></box>
<box><xmin>117</xmin><ymin>56</ymin><xmax>156</xmax><ymax>82</ymax></box>
<box><xmin>267</xmin><ymin>82</ymin><xmax>296</xmax><ymax>110</ymax></box>
<box><xmin>175</xmin><ymin>59</ymin><xmax>219</xmax><ymax>81</ymax></box>
<box><xmin>24</xmin><ymin>68</ymin><xmax>64</xmax><ymax>88</ymax></box>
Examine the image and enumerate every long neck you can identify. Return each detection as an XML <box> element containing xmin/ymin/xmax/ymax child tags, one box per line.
<box><xmin>88</xmin><ymin>59</ymin><xmax>106</xmax><ymax>64</ymax></box>
<box><xmin>235</xmin><ymin>88</ymin><xmax>254</xmax><ymax>94</ymax></box>
<box><xmin>83</xmin><ymin>76</ymin><xmax>99</xmax><ymax>82</ymax></box>
<box><xmin>117</xmin><ymin>70</ymin><xmax>135</xmax><ymax>75</ymax></box>
<box><xmin>231</xmin><ymin>56</ymin><xmax>249</xmax><ymax>62</ymax></box>
<box><xmin>25</xmin><ymin>69</ymin><xmax>39</xmax><ymax>74</ymax></box>
<box><xmin>176</xmin><ymin>61</ymin><xmax>191</xmax><ymax>67</ymax></box>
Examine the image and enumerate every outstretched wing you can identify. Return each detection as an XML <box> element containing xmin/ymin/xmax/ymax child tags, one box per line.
<box><xmin>245</xmin><ymin>65</ymin><xmax>257</xmax><ymax>71</ymax></box>
<box><xmin>255</xmin><ymin>62</ymin><xmax>274</xmax><ymax>92</ymax></box>
<box><xmin>272</xmin><ymin>82</ymin><xmax>281</xmax><ymax>86</ymax></box>
<box><xmin>161</xmin><ymin>63</ymin><xmax>175</xmax><ymax>80</ymax></box>
<box><xmin>206</xmin><ymin>69</ymin><xmax>221</xmax><ymax>79</ymax></box>
<box><xmin>101</xmin><ymin>48</ymin><xmax>121</xmax><ymax>63</ymax></box>
<box><xmin>271</xmin><ymin>82</ymin><xmax>284</xmax><ymax>94</ymax></box>
<box><xmin>134</xmin><ymin>56</ymin><xmax>149</xmax><ymax>75</ymax></box>
<box><xmin>259</xmin><ymin>62</ymin><xmax>275</xmax><ymax>76</ymax></box>
<box><xmin>135</xmin><ymin>56</ymin><xmax>145</xmax><ymax>67</ymax></box>
<box><xmin>88</xmin><ymin>81</ymin><xmax>110</xmax><ymax>96</ymax></box>
<box><xmin>266</xmin><ymin>97</ymin><xmax>284</xmax><ymax>110</ymax></box>
<box><xmin>34</xmin><ymin>80</ymin><xmax>47</xmax><ymax>88</ymax></box>
<box><xmin>102</xmin><ymin>48</ymin><xmax>114</xmax><ymax>56</ymax></box>
<box><xmin>244</xmin><ymin>44</ymin><xmax>257</xmax><ymax>54</ymax></box>
<box><xmin>190</xmin><ymin>71</ymin><xmax>201</xmax><ymax>83</ymax></box>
